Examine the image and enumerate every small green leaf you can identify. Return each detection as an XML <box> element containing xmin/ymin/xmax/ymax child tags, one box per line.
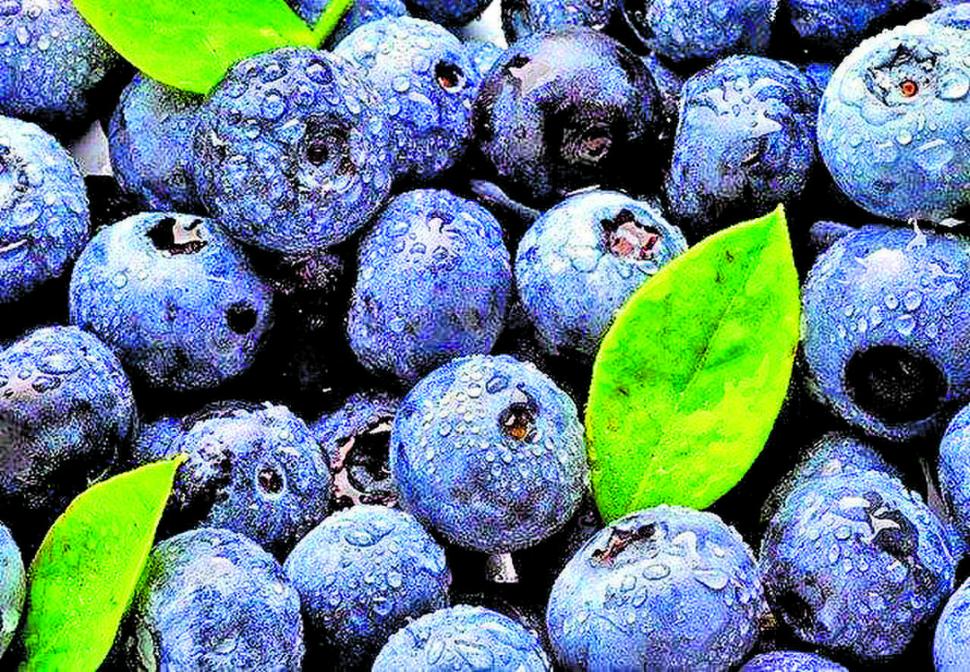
<box><xmin>73</xmin><ymin>0</ymin><xmax>320</xmax><ymax>94</ymax></box>
<box><xmin>586</xmin><ymin>205</ymin><xmax>800</xmax><ymax>521</ymax></box>
<box><xmin>20</xmin><ymin>457</ymin><xmax>184</xmax><ymax>672</ymax></box>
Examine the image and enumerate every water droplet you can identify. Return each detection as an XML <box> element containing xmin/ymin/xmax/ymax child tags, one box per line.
<box><xmin>903</xmin><ymin>290</ymin><xmax>922</xmax><ymax>311</ymax></box>
<box><xmin>940</xmin><ymin>71</ymin><xmax>969</xmax><ymax>101</ymax></box>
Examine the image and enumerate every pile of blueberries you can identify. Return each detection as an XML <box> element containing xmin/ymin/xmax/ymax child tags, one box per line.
<box><xmin>0</xmin><ymin>0</ymin><xmax>969</xmax><ymax>669</ymax></box>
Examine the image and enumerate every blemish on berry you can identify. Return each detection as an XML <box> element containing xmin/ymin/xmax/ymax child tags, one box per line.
<box><xmin>591</xmin><ymin>522</ymin><xmax>656</xmax><ymax>566</ymax></box>
<box><xmin>602</xmin><ymin>209</ymin><xmax>661</xmax><ymax>260</ymax></box>
<box><xmin>146</xmin><ymin>217</ymin><xmax>207</xmax><ymax>255</ymax></box>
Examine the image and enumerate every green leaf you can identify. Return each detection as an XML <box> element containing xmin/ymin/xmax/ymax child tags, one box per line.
<box><xmin>585</xmin><ymin>205</ymin><xmax>800</xmax><ymax>522</ymax></box>
<box><xmin>72</xmin><ymin>0</ymin><xmax>321</xmax><ymax>94</ymax></box>
<box><xmin>20</xmin><ymin>457</ymin><xmax>185</xmax><ymax>672</ymax></box>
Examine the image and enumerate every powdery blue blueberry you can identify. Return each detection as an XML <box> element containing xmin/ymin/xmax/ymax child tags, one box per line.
<box><xmin>928</xmin><ymin>2</ymin><xmax>970</xmax><ymax>30</ymax></box>
<box><xmin>125</xmin><ymin>528</ymin><xmax>304</xmax><ymax>671</ymax></box>
<box><xmin>501</xmin><ymin>0</ymin><xmax>617</xmax><ymax>43</ymax></box>
<box><xmin>740</xmin><ymin>651</ymin><xmax>848</xmax><ymax>672</ymax></box>
<box><xmin>934</xmin><ymin>576</ymin><xmax>970</xmax><ymax>672</ymax></box>
<box><xmin>170</xmin><ymin>402</ymin><xmax>331</xmax><ymax>557</ymax></box>
<box><xmin>760</xmin><ymin>471</ymin><xmax>956</xmax><ymax>663</ymax></box>
<box><xmin>347</xmin><ymin>189</ymin><xmax>511</xmax><ymax>384</ymax></box>
<box><xmin>516</xmin><ymin>190</ymin><xmax>688</xmax><ymax>357</ymax></box>
<box><xmin>335</xmin><ymin>18</ymin><xmax>480</xmax><ymax>182</ymax></box>
<box><xmin>404</xmin><ymin>0</ymin><xmax>490</xmax><ymax>26</ymax></box>
<box><xmin>665</xmin><ymin>55</ymin><xmax>820</xmax><ymax>238</ymax></box>
<box><xmin>817</xmin><ymin>15</ymin><xmax>970</xmax><ymax>223</ymax></box>
<box><xmin>0</xmin><ymin>523</ymin><xmax>24</xmax><ymax>657</ymax></box>
<box><xmin>937</xmin><ymin>403</ymin><xmax>970</xmax><ymax>544</ymax></box>
<box><xmin>311</xmin><ymin>390</ymin><xmax>400</xmax><ymax>508</ymax></box>
<box><xmin>373</xmin><ymin>605</ymin><xmax>551</xmax><ymax>671</ymax></box>
<box><xmin>109</xmin><ymin>75</ymin><xmax>203</xmax><ymax>212</ymax></box>
<box><xmin>193</xmin><ymin>48</ymin><xmax>393</xmax><ymax>254</ymax></box>
<box><xmin>465</xmin><ymin>40</ymin><xmax>504</xmax><ymax>80</ymax></box>
<box><xmin>284</xmin><ymin>505</ymin><xmax>451</xmax><ymax>669</ymax></box>
<box><xmin>391</xmin><ymin>355</ymin><xmax>588</xmax><ymax>553</ymax></box>
<box><xmin>0</xmin><ymin>0</ymin><xmax>122</xmax><ymax>131</ymax></box>
<box><xmin>0</xmin><ymin>115</ymin><xmax>89</xmax><ymax>304</ymax></box>
<box><xmin>802</xmin><ymin>224</ymin><xmax>970</xmax><ymax>441</ymax></box>
<box><xmin>786</xmin><ymin>0</ymin><xmax>926</xmax><ymax>54</ymax></box>
<box><xmin>288</xmin><ymin>0</ymin><xmax>408</xmax><ymax>43</ymax></box>
<box><xmin>128</xmin><ymin>415</ymin><xmax>181</xmax><ymax>468</ymax></box>
<box><xmin>0</xmin><ymin>326</ymin><xmax>135</xmax><ymax>522</ymax></box>
<box><xmin>546</xmin><ymin>506</ymin><xmax>766</xmax><ymax>671</ymax></box>
<box><xmin>618</xmin><ymin>0</ymin><xmax>778</xmax><ymax>63</ymax></box>
<box><xmin>474</xmin><ymin>28</ymin><xmax>661</xmax><ymax>207</ymax></box>
<box><xmin>70</xmin><ymin>213</ymin><xmax>274</xmax><ymax>392</ymax></box>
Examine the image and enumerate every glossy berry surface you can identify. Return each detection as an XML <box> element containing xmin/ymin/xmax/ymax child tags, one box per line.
<box><xmin>501</xmin><ymin>0</ymin><xmax>617</xmax><ymax>43</ymax></box>
<box><xmin>516</xmin><ymin>190</ymin><xmax>688</xmax><ymax>357</ymax></box>
<box><xmin>935</xmin><ymin>576</ymin><xmax>970</xmax><ymax>672</ymax></box>
<box><xmin>786</xmin><ymin>0</ymin><xmax>926</xmax><ymax>54</ymax></box>
<box><xmin>347</xmin><ymin>189</ymin><xmax>511</xmax><ymax>383</ymax></box>
<box><xmin>109</xmin><ymin>74</ymin><xmax>203</xmax><ymax>212</ymax></box>
<box><xmin>70</xmin><ymin>213</ymin><xmax>274</xmax><ymax>391</ymax></box>
<box><xmin>739</xmin><ymin>650</ymin><xmax>848</xmax><ymax>672</ymax></box>
<box><xmin>124</xmin><ymin>528</ymin><xmax>304</xmax><ymax>671</ymax></box>
<box><xmin>335</xmin><ymin>18</ymin><xmax>480</xmax><ymax>181</ymax></box>
<box><xmin>937</xmin><ymin>403</ymin><xmax>970</xmax><ymax>544</ymax></box>
<box><xmin>404</xmin><ymin>0</ymin><xmax>491</xmax><ymax>26</ymax></box>
<box><xmin>372</xmin><ymin>605</ymin><xmax>551</xmax><ymax>671</ymax></box>
<box><xmin>474</xmin><ymin>28</ymin><xmax>661</xmax><ymax>206</ymax></box>
<box><xmin>289</xmin><ymin>0</ymin><xmax>408</xmax><ymax>42</ymax></box>
<box><xmin>284</xmin><ymin>505</ymin><xmax>451</xmax><ymax>669</ymax></box>
<box><xmin>546</xmin><ymin>505</ymin><xmax>766</xmax><ymax>671</ymax></box>
<box><xmin>0</xmin><ymin>115</ymin><xmax>89</xmax><ymax>304</ymax></box>
<box><xmin>194</xmin><ymin>47</ymin><xmax>393</xmax><ymax>254</ymax></box>
<box><xmin>391</xmin><ymin>354</ymin><xmax>588</xmax><ymax>553</ymax></box>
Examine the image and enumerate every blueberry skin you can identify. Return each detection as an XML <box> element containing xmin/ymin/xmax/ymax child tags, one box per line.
<box><xmin>0</xmin><ymin>523</ymin><xmax>24</xmax><ymax>657</ymax></box>
<box><xmin>516</xmin><ymin>190</ymin><xmax>688</xmax><ymax>357</ymax></box>
<box><xmin>373</xmin><ymin>605</ymin><xmax>551</xmax><ymax>672</ymax></box>
<box><xmin>739</xmin><ymin>651</ymin><xmax>848</xmax><ymax>672</ymax></box>
<box><xmin>0</xmin><ymin>326</ymin><xmax>135</xmax><ymax>521</ymax></box>
<box><xmin>125</xmin><ymin>528</ymin><xmax>304</xmax><ymax>671</ymax></box>
<box><xmin>0</xmin><ymin>116</ymin><xmax>89</xmax><ymax>304</ymax></box>
<box><xmin>546</xmin><ymin>506</ymin><xmax>766</xmax><ymax>671</ymax></box>
<box><xmin>465</xmin><ymin>40</ymin><xmax>504</xmax><ymax>81</ymax></box>
<box><xmin>937</xmin><ymin>403</ymin><xmax>970</xmax><ymax>543</ymax></box>
<box><xmin>642</xmin><ymin>52</ymin><xmax>685</xmax><ymax>142</ymax></box>
<box><xmin>760</xmin><ymin>471</ymin><xmax>956</xmax><ymax>662</ymax></box>
<box><xmin>194</xmin><ymin>48</ymin><xmax>393</xmax><ymax>254</ymax></box>
<box><xmin>501</xmin><ymin>0</ymin><xmax>617</xmax><ymax>44</ymax></box>
<box><xmin>70</xmin><ymin>213</ymin><xmax>274</xmax><ymax>392</ymax></box>
<box><xmin>618</xmin><ymin>0</ymin><xmax>778</xmax><ymax>63</ymax></box>
<box><xmin>288</xmin><ymin>0</ymin><xmax>408</xmax><ymax>42</ymax></box>
<box><xmin>935</xmin><ymin>576</ymin><xmax>970</xmax><ymax>671</ymax></box>
<box><xmin>335</xmin><ymin>18</ymin><xmax>480</xmax><ymax>182</ymax></box>
<box><xmin>109</xmin><ymin>75</ymin><xmax>203</xmax><ymax>212</ymax></box>
<box><xmin>474</xmin><ymin>28</ymin><xmax>662</xmax><ymax>207</ymax></box>
<box><xmin>284</xmin><ymin>505</ymin><xmax>451</xmax><ymax>669</ymax></box>
<box><xmin>391</xmin><ymin>355</ymin><xmax>588</xmax><ymax>553</ymax></box>
<box><xmin>928</xmin><ymin>2</ymin><xmax>970</xmax><ymax>30</ymax></box>
<box><xmin>170</xmin><ymin>402</ymin><xmax>331</xmax><ymax>557</ymax></box>
<box><xmin>128</xmin><ymin>415</ymin><xmax>181</xmax><ymax>468</ymax></box>
<box><xmin>802</xmin><ymin>225</ymin><xmax>970</xmax><ymax>441</ymax></box>
<box><xmin>665</xmin><ymin>56</ymin><xmax>819</xmax><ymax>238</ymax></box>
<box><xmin>786</xmin><ymin>0</ymin><xmax>924</xmax><ymax>54</ymax></box>
<box><xmin>817</xmin><ymin>16</ymin><xmax>970</xmax><ymax>223</ymax></box>
<box><xmin>0</xmin><ymin>0</ymin><xmax>122</xmax><ymax>131</ymax></box>
<box><xmin>347</xmin><ymin>189</ymin><xmax>511</xmax><ymax>384</ymax></box>
<box><xmin>404</xmin><ymin>0</ymin><xmax>490</xmax><ymax>26</ymax></box>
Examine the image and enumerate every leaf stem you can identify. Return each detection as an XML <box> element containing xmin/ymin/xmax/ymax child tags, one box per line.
<box><xmin>312</xmin><ymin>0</ymin><xmax>356</xmax><ymax>47</ymax></box>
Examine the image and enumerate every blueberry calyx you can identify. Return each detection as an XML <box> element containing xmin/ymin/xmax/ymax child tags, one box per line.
<box><xmin>146</xmin><ymin>217</ymin><xmax>207</xmax><ymax>255</ymax></box>
<box><xmin>602</xmin><ymin>209</ymin><xmax>661</xmax><ymax>260</ymax></box>
<box><xmin>226</xmin><ymin>303</ymin><xmax>258</xmax><ymax>335</ymax></box>
<box><xmin>844</xmin><ymin>345</ymin><xmax>947</xmax><ymax>425</ymax></box>
<box><xmin>590</xmin><ymin>521</ymin><xmax>656</xmax><ymax>565</ymax></box>
<box><xmin>499</xmin><ymin>401</ymin><xmax>538</xmax><ymax>442</ymax></box>
<box><xmin>257</xmin><ymin>465</ymin><xmax>284</xmax><ymax>495</ymax></box>
<box><xmin>435</xmin><ymin>61</ymin><xmax>466</xmax><ymax>93</ymax></box>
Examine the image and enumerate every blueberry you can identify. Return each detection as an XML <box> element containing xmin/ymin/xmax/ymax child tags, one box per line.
<box><xmin>546</xmin><ymin>506</ymin><xmax>766</xmax><ymax>671</ymax></box>
<box><xmin>124</xmin><ymin>528</ymin><xmax>304</xmax><ymax>671</ymax></box>
<box><xmin>169</xmin><ymin>402</ymin><xmax>331</xmax><ymax>557</ymax></box>
<box><xmin>0</xmin><ymin>523</ymin><xmax>24</xmax><ymax>658</ymax></box>
<box><xmin>391</xmin><ymin>355</ymin><xmax>588</xmax><ymax>553</ymax></box>
<box><xmin>501</xmin><ymin>0</ymin><xmax>617</xmax><ymax>43</ymax></box>
<box><xmin>193</xmin><ymin>48</ymin><xmax>393</xmax><ymax>254</ymax></box>
<box><xmin>108</xmin><ymin>75</ymin><xmax>203</xmax><ymax>212</ymax></box>
<box><xmin>665</xmin><ymin>56</ymin><xmax>820</xmax><ymax>238</ymax></box>
<box><xmin>760</xmin><ymin>471</ymin><xmax>956</xmax><ymax>662</ymax></box>
<box><xmin>465</xmin><ymin>40</ymin><xmax>504</xmax><ymax>81</ymax></box>
<box><xmin>515</xmin><ymin>190</ymin><xmax>688</xmax><ymax>357</ymax></box>
<box><xmin>284</xmin><ymin>505</ymin><xmax>451</xmax><ymax>669</ymax></box>
<box><xmin>69</xmin><ymin>213</ymin><xmax>274</xmax><ymax>392</ymax></box>
<box><xmin>802</xmin><ymin>62</ymin><xmax>836</xmax><ymax>98</ymax></box>
<box><xmin>739</xmin><ymin>650</ymin><xmax>848</xmax><ymax>672</ymax></box>
<box><xmin>404</xmin><ymin>0</ymin><xmax>491</xmax><ymax>27</ymax></box>
<box><xmin>934</xmin><ymin>576</ymin><xmax>970</xmax><ymax>672</ymax></box>
<box><xmin>372</xmin><ymin>605</ymin><xmax>550</xmax><ymax>671</ymax></box>
<box><xmin>0</xmin><ymin>0</ymin><xmax>123</xmax><ymax>132</ymax></box>
<box><xmin>641</xmin><ymin>52</ymin><xmax>685</xmax><ymax>143</ymax></box>
<box><xmin>347</xmin><ymin>189</ymin><xmax>512</xmax><ymax>384</ymax></box>
<box><xmin>785</xmin><ymin>0</ymin><xmax>927</xmax><ymax>55</ymax></box>
<box><xmin>335</xmin><ymin>18</ymin><xmax>480</xmax><ymax>182</ymax></box>
<box><xmin>310</xmin><ymin>390</ymin><xmax>400</xmax><ymax>508</ymax></box>
<box><xmin>0</xmin><ymin>115</ymin><xmax>89</xmax><ymax>305</ymax></box>
<box><xmin>473</xmin><ymin>28</ymin><xmax>662</xmax><ymax>207</ymax></box>
<box><xmin>288</xmin><ymin>0</ymin><xmax>408</xmax><ymax>43</ymax></box>
<box><xmin>128</xmin><ymin>415</ymin><xmax>181</xmax><ymax>468</ymax></box>
<box><xmin>802</xmin><ymin>224</ymin><xmax>970</xmax><ymax>441</ymax></box>
<box><xmin>937</xmin><ymin>403</ymin><xmax>970</xmax><ymax>544</ymax></box>
<box><xmin>0</xmin><ymin>326</ymin><xmax>135</xmax><ymax>524</ymax></box>
<box><xmin>817</xmin><ymin>15</ymin><xmax>970</xmax><ymax>223</ymax></box>
<box><xmin>618</xmin><ymin>0</ymin><xmax>778</xmax><ymax>62</ymax></box>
